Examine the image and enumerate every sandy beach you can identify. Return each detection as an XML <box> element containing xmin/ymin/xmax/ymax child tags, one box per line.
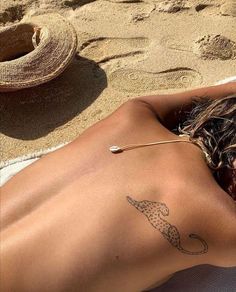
<box><xmin>0</xmin><ymin>0</ymin><xmax>236</xmax><ymax>163</ymax></box>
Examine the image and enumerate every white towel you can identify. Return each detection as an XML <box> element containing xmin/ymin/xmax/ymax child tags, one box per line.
<box><xmin>215</xmin><ymin>76</ymin><xmax>236</xmax><ymax>85</ymax></box>
<box><xmin>0</xmin><ymin>143</ymin><xmax>67</xmax><ymax>186</ymax></box>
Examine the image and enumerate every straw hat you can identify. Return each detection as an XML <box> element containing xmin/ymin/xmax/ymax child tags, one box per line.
<box><xmin>0</xmin><ymin>13</ymin><xmax>77</xmax><ymax>92</ymax></box>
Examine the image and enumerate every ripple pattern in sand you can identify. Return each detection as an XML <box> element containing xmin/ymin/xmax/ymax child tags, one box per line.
<box><xmin>194</xmin><ymin>34</ymin><xmax>236</xmax><ymax>60</ymax></box>
<box><xmin>79</xmin><ymin>37</ymin><xmax>149</xmax><ymax>63</ymax></box>
<box><xmin>109</xmin><ymin>68</ymin><xmax>202</xmax><ymax>93</ymax></box>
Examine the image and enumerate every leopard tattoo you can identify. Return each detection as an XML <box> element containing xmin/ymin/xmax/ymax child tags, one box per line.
<box><xmin>127</xmin><ymin>196</ymin><xmax>208</xmax><ymax>255</ymax></box>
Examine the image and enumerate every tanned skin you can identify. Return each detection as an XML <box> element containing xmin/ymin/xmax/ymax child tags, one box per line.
<box><xmin>1</xmin><ymin>83</ymin><xmax>236</xmax><ymax>292</ymax></box>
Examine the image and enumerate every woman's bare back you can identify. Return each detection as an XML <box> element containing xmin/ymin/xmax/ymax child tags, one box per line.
<box><xmin>1</xmin><ymin>100</ymin><xmax>235</xmax><ymax>292</ymax></box>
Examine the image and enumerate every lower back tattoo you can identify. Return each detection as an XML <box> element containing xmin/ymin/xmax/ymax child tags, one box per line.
<box><xmin>127</xmin><ymin>196</ymin><xmax>208</xmax><ymax>255</ymax></box>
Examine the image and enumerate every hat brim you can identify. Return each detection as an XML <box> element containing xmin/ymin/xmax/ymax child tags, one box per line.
<box><xmin>0</xmin><ymin>13</ymin><xmax>77</xmax><ymax>92</ymax></box>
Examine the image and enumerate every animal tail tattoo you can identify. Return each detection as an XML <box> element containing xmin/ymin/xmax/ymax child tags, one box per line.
<box><xmin>178</xmin><ymin>234</ymin><xmax>208</xmax><ymax>255</ymax></box>
<box><xmin>127</xmin><ymin>196</ymin><xmax>208</xmax><ymax>255</ymax></box>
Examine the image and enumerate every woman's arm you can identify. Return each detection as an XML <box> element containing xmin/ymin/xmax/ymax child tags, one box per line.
<box><xmin>134</xmin><ymin>82</ymin><xmax>236</xmax><ymax>130</ymax></box>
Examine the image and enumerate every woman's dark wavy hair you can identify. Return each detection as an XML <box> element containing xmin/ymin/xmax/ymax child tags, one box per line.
<box><xmin>178</xmin><ymin>95</ymin><xmax>236</xmax><ymax>200</ymax></box>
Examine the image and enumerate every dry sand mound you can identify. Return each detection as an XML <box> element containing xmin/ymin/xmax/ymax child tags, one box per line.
<box><xmin>156</xmin><ymin>0</ymin><xmax>186</xmax><ymax>13</ymax></box>
<box><xmin>220</xmin><ymin>0</ymin><xmax>236</xmax><ymax>17</ymax></box>
<box><xmin>194</xmin><ymin>34</ymin><xmax>236</xmax><ymax>60</ymax></box>
<box><xmin>160</xmin><ymin>33</ymin><xmax>236</xmax><ymax>61</ymax></box>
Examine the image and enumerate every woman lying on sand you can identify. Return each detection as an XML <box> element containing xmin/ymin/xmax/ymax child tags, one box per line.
<box><xmin>1</xmin><ymin>83</ymin><xmax>236</xmax><ymax>292</ymax></box>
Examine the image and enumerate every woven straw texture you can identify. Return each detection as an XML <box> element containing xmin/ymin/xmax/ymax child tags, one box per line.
<box><xmin>0</xmin><ymin>13</ymin><xmax>77</xmax><ymax>91</ymax></box>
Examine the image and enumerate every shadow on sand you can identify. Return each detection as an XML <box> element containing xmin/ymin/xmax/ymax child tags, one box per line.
<box><xmin>0</xmin><ymin>56</ymin><xmax>107</xmax><ymax>140</ymax></box>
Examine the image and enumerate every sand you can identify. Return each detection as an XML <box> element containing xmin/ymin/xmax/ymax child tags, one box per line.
<box><xmin>0</xmin><ymin>0</ymin><xmax>236</xmax><ymax>163</ymax></box>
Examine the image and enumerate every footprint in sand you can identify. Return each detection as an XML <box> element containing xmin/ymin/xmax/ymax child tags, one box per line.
<box><xmin>194</xmin><ymin>34</ymin><xmax>236</xmax><ymax>60</ymax></box>
<box><xmin>79</xmin><ymin>37</ymin><xmax>149</xmax><ymax>63</ymax></box>
<box><xmin>161</xmin><ymin>34</ymin><xmax>236</xmax><ymax>60</ymax></box>
<box><xmin>109</xmin><ymin>68</ymin><xmax>202</xmax><ymax>93</ymax></box>
<box><xmin>220</xmin><ymin>0</ymin><xmax>236</xmax><ymax>17</ymax></box>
